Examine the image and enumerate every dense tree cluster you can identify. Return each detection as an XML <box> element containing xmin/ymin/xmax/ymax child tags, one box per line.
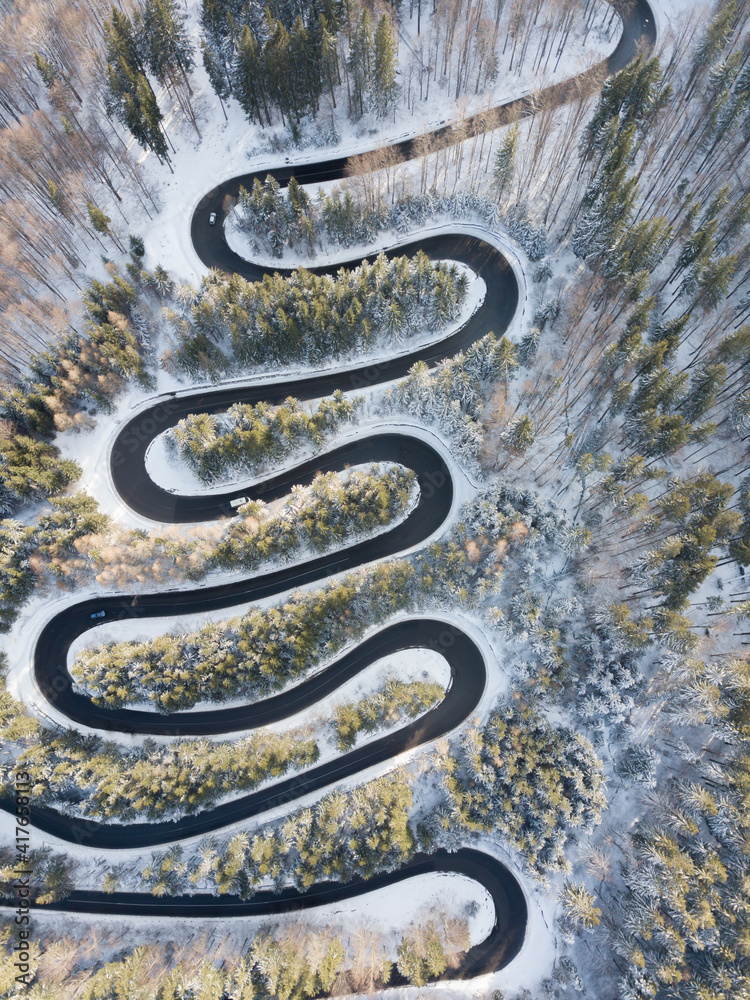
<box><xmin>0</xmin><ymin>495</ymin><xmax>109</xmax><ymax>631</ymax></box>
<box><xmin>442</xmin><ymin>701</ymin><xmax>607</xmax><ymax>878</ymax></box>
<box><xmin>0</xmin><ymin>848</ymin><xmax>74</xmax><ymax>910</ymax></box>
<box><xmin>165</xmin><ymin>253</ymin><xmax>468</xmax><ymax>378</ymax></box>
<box><xmin>332</xmin><ymin>676</ymin><xmax>444</xmax><ymax>751</ymax></box>
<box><xmin>629</xmin><ymin>473</ymin><xmax>740</xmax><ymax>610</ymax></box>
<box><xmin>0</xmin><ymin>461</ymin><xmax>412</xmax><ymax>634</ymax></box>
<box><xmin>0</xmin><ymin>923</ymin><xmax>342</xmax><ymax>999</ymax></box>
<box><xmin>610</xmin><ymin>655</ymin><xmax>750</xmax><ymax>1000</ymax></box>
<box><xmin>567</xmin><ymin>602</ymin><xmax>651</xmax><ymax>741</ymax></box>
<box><xmin>396</xmin><ymin>914</ymin><xmax>468</xmax><ymax>985</ymax></box>
<box><xmin>0</xmin><ymin>851</ymin><xmax>470</xmax><ymax>996</ymax></box>
<box><xmin>209</xmin><ymin>464</ymin><xmax>417</xmax><ymax>571</ymax></box>
<box><xmin>101</xmin><ymin>772</ymin><xmax>416</xmax><ymax>903</ymax></box>
<box><xmin>0</xmin><ymin>268</ymin><xmax>152</xmax><ymax>513</ymax></box>
<box><xmin>12</xmin><ymin>725</ymin><xmax>319</xmax><ymax>822</ymax></box>
<box><xmin>383</xmin><ymin>333</ymin><xmax>521</xmax><ymax>467</ymax></box>
<box><xmin>72</xmin><ymin>481</ymin><xmax>571</xmax><ymax>712</ymax></box>
<box><xmin>233</xmin><ymin>177</ymin><xmax>547</xmax><ymax>261</ymax></box>
<box><xmin>201</xmin><ymin>0</ymin><xmax>393</xmax><ymax>127</ymax></box>
<box><xmin>103</xmin><ymin>0</ymin><xmax>199</xmax><ymax>158</ymax></box>
<box><xmin>199</xmin><ymin>0</ymin><xmax>614</xmax><ymax>133</ymax></box>
<box><xmin>170</xmin><ymin>391</ymin><xmax>361</xmax><ymax>484</ymax></box>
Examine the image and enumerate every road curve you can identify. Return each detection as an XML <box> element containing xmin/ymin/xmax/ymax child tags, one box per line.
<box><xmin>189</xmin><ymin>0</ymin><xmax>655</xmax><ymax>279</ymax></box>
<box><xmin>2</xmin><ymin>1</ymin><xmax>657</xmax><ymax>977</ymax></box>
<box><xmin>22</xmin><ymin>849</ymin><xmax>528</xmax><ymax>982</ymax></box>
<box><xmin>112</xmin><ymin>233</ymin><xmax>517</xmax><ymax>523</ymax></box>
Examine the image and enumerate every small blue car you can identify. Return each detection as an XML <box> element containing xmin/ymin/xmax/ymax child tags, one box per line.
<box><xmin>90</xmin><ymin>610</ymin><xmax>106</xmax><ymax>620</ymax></box>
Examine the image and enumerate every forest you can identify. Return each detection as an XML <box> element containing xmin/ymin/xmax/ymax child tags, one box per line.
<box><xmin>163</xmin><ymin>252</ymin><xmax>469</xmax><ymax>378</ymax></box>
<box><xmin>0</xmin><ymin>0</ymin><xmax>748</xmax><ymax>997</ymax></box>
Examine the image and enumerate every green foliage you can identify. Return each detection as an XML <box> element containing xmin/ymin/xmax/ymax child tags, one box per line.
<box><xmin>397</xmin><ymin>924</ymin><xmax>448</xmax><ymax>985</ymax></box>
<box><xmin>103</xmin><ymin>7</ymin><xmax>170</xmax><ymax>161</ymax></box>
<box><xmin>233</xmin><ymin>10</ymin><xmax>335</xmax><ymax>125</ymax></box>
<box><xmin>494</xmin><ymin>122</ymin><xmax>519</xmax><ymax>197</ymax></box>
<box><xmin>634</xmin><ymin>474</ymin><xmax>740</xmax><ymax>609</ymax></box>
<box><xmin>558</xmin><ymin>881</ymin><xmax>602</xmax><ymax>931</ymax></box>
<box><xmin>0</xmin><ymin>436</ymin><xmax>79</xmax><ymax>505</ymax></box>
<box><xmin>72</xmin><ymin>560</ymin><xmax>417</xmax><ymax>711</ymax></box>
<box><xmin>171</xmin><ymin>391</ymin><xmax>360</xmax><ymax>484</ymax></box>
<box><xmin>15</xmin><ymin>725</ymin><xmax>319</xmax><ymax>822</ymax></box>
<box><xmin>0</xmin><ymin>270</ymin><xmax>151</xmax><ymax>483</ymax></box>
<box><xmin>332</xmin><ymin>678</ymin><xmax>444</xmax><ymax>751</ymax></box>
<box><xmin>167</xmin><ymin>251</ymin><xmax>467</xmax><ymax>378</ymax></box>
<box><xmin>508</xmin><ymin>414</ymin><xmax>535</xmax><ymax>453</ymax></box>
<box><xmin>0</xmin><ymin>495</ymin><xmax>107</xmax><ymax>631</ymax></box>
<box><xmin>139</xmin><ymin>0</ymin><xmax>194</xmax><ymax>87</ymax></box>
<box><xmin>254</xmin><ymin>773</ymin><xmax>414</xmax><ymax>889</ymax></box>
<box><xmin>0</xmin><ymin>521</ymin><xmax>36</xmax><ymax>632</ymax></box>
<box><xmin>444</xmin><ymin>701</ymin><xmax>607</xmax><ymax>878</ymax></box>
<box><xmin>372</xmin><ymin>14</ymin><xmax>399</xmax><ymax>119</ymax></box>
<box><xmin>210</xmin><ymin>465</ymin><xmax>416</xmax><ymax>571</ymax></box>
<box><xmin>2</xmin><ymin>922</ymin><xmax>344</xmax><ymax>1000</ymax></box>
<box><xmin>86</xmin><ymin>201</ymin><xmax>111</xmax><ymax>235</ymax></box>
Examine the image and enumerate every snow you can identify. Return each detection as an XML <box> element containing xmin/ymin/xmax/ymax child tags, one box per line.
<box><xmin>49</xmin><ymin>218</ymin><xmax>529</xmax><ymax>534</ymax></box>
<box><xmin>36</xmin><ymin>646</ymin><xmax>452</xmax><ymax>826</ymax></box>
<box><xmin>0</xmin><ymin>0</ymin><xmax>681</xmax><ymax>980</ymax></box>
<box><xmin>24</xmin><ymin>871</ymin><xmax>494</xmax><ymax>959</ymax></box>
<box><xmin>4</xmin><ymin>411</ymin><xmax>481</xmax><ymax>743</ymax></box>
<box><xmin>65</xmin><ymin>632</ymin><xmax>449</xmax><ymax>738</ymax></box>
<box><xmin>145</xmin><ymin>264</ymin><xmax>485</xmax><ymax>493</ymax></box>
<box><xmin>129</xmin><ymin>0</ymin><xmax>621</xmax><ymax>288</ymax></box>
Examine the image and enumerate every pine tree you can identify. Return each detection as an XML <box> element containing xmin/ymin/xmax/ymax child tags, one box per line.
<box><xmin>235</xmin><ymin>26</ymin><xmax>270</xmax><ymax>125</ymax></box>
<box><xmin>86</xmin><ymin>201</ymin><xmax>125</xmax><ymax>251</ymax></box>
<box><xmin>347</xmin><ymin>6</ymin><xmax>373</xmax><ymax>120</ymax></box>
<box><xmin>201</xmin><ymin>41</ymin><xmax>229</xmax><ymax>119</ymax></box>
<box><xmin>200</xmin><ymin>0</ymin><xmax>237</xmax><ymax>102</ymax></box>
<box><xmin>104</xmin><ymin>7</ymin><xmax>171</xmax><ymax>164</ymax></box>
<box><xmin>494</xmin><ymin>122</ymin><xmax>519</xmax><ymax>199</ymax></box>
<box><xmin>141</xmin><ymin>0</ymin><xmax>194</xmax><ymax>91</ymax></box>
<box><xmin>104</xmin><ymin>7</ymin><xmax>144</xmax><ymax>119</ymax></box>
<box><xmin>33</xmin><ymin>52</ymin><xmax>56</xmax><ymax>89</ymax></box>
<box><xmin>372</xmin><ymin>14</ymin><xmax>399</xmax><ymax>120</ymax></box>
<box><xmin>136</xmin><ymin>72</ymin><xmax>170</xmax><ymax>163</ymax></box>
<box><xmin>558</xmin><ymin>881</ymin><xmax>602</xmax><ymax>930</ymax></box>
<box><xmin>509</xmin><ymin>414</ymin><xmax>534</xmax><ymax>452</ymax></box>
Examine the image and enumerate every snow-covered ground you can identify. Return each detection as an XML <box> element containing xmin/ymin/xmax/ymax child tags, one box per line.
<box><xmin>5</xmin><ymin>0</ymin><xmax>716</xmax><ymax>989</ymax></box>
<box><xmin>5</xmin><ymin>413</ymin><xmax>481</xmax><ymax>729</ymax></box>
<box><xmin>146</xmin><ymin>262</ymin><xmax>485</xmax><ymax>493</ymax></box>
<box><xmin>48</xmin><ymin>219</ymin><xmax>527</xmax><ymax>537</ymax></box>
<box><xmin>130</xmin><ymin>0</ymin><xmax>621</xmax><ymax>288</ymax></box>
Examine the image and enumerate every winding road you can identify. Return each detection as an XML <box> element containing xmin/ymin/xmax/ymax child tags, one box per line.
<box><xmin>2</xmin><ymin>0</ymin><xmax>656</xmax><ymax>980</ymax></box>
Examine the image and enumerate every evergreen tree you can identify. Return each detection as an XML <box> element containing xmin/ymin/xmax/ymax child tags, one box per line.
<box><xmin>509</xmin><ymin>414</ymin><xmax>534</xmax><ymax>452</ymax></box>
<box><xmin>103</xmin><ymin>7</ymin><xmax>171</xmax><ymax>163</ymax></box>
<box><xmin>33</xmin><ymin>52</ymin><xmax>56</xmax><ymax>89</ymax></box>
<box><xmin>234</xmin><ymin>26</ymin><xmax>270</xmax><ymax>125</ymax></box>
<box><xmin>372</xmin><ymin>14</ymin><xmax>399</xmax><ymax>119</ymax></box>
<box><xmin>572</xmin><ymin>125</ymin><xmax>639</xmax><ymax>269</ymax></box>
<box><xmin>200</xmin><ymin>0</ymin><xmax>237</xmax><ymax>101</ymax></box>
<box><xmin>347</xmin><ymin>6</ymin><xmax>373</xmax><ymax>119</ymax></box>
<box><xmin>201</xmin><ymin>40</ymin><xmax>230</xmax><ymax>118</ymax></box>
<box><xmin>141</xmin><ymin>0</ymin><xmax>194</xmax><ymax>89</ymax></box>
<box><xmin>558</xmin><ymin>881</ymin><xmax>602</xmax><ymax>931</ymax></box>
<box><xmin>136</xmin><ymin>72</ymin><xmax>170</xmax><ymax>163</ymax></box>
<box><xmin>494</xmin><ymin>122</ymin><xmax>519</xmax><ymax>199</ymax></box>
